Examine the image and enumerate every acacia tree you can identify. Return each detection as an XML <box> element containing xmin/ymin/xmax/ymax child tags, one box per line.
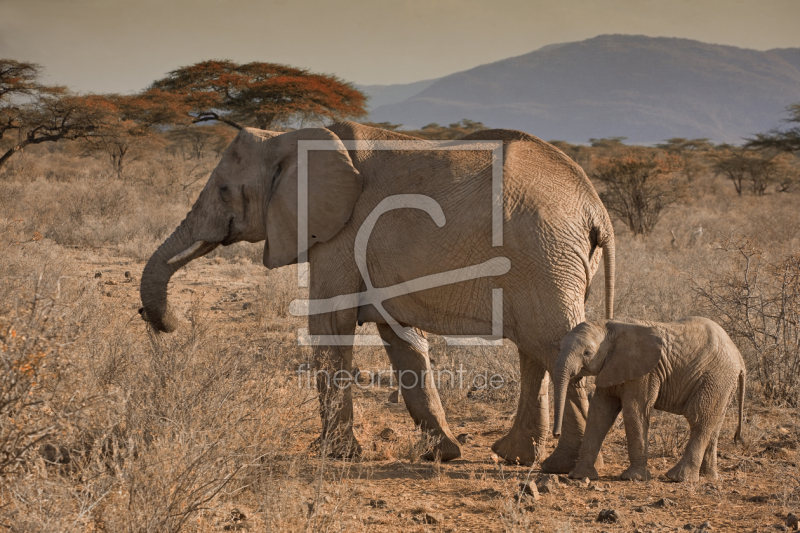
<box><xmin>0</xmin><ymin>60</ymin><xmax>108</xmax><ymax>169</ymax></box>
<box><xmin>710</xmin><ymin>146</ymin><xmax>798</xmax><ymax>195</ymax></box>
<box><xmin>150</xmin><ymin>60</ymin><xmax>367</xmax><ymax>130</ymax></box>
<box><xmin>79</xmin><ymin>91</ymin><xmax>189</xmax><ymax>177</ymax></box>
<box><xmin>656</xmin><ymin>137</ymin><xmax>713</xmax><ymax>182</ymax></box>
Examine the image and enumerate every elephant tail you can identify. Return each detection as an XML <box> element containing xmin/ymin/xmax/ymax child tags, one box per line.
<box><xmin>734</xmin><ymin>369</ymin><xmax>746</xmax><ymax>445</ymax></box>
<box><xmin>583</xmin><ymin>213</ymin><xmax>615</xmax><ymax>319</ymax></box>
<box><xmin>601</xmin><ymin>230</ymin><xmax>615</xmax><ymax>320</ymax></box>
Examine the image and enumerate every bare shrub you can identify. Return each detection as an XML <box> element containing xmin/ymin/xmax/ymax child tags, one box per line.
<box><xmin>693</xmin><ymin>235</ymin><xmax>800</xmax><ymax>405</ymax></box>
<box><xmin>649</xmin><ymin>411</ymin><xmax>689</xmax><ymax>459</ymax></box>
<box><xmin>592</xmin><ymin>153</ymin><xmax>685</xmax><ymax>235</ymax></box>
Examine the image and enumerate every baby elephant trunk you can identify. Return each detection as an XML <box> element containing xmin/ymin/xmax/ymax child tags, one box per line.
<box><xmin>552</xmin><ymin>351</ymin><xmax>583</xmax><ymax>437</ymax></box>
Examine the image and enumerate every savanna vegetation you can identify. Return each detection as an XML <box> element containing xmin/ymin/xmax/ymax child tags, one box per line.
<box><xmin>1</xmin><ymin>57</ymin><xmax>799</xmax><ymax>531</ymax></box>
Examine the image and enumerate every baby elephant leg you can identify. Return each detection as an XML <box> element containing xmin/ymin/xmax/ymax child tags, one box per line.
<box><xmin>569</xmin><ymin>389</ymin><xmax>620</xmax><ymax>480</ymax></box>
<box><xmin>620</xmin><ymin>394</ymin><xmax>652</xmax><ymax>481</ymax></box>
<box><xmin>699</xmin><ymin>417</ymin><xmax>726</xmax><ymax>480</ymax></box>
<box><xmin>699</xmin><ymin>432</ymin><xmax>719</xmax><ymax>480</ymax></box>
<box><xmin>669</xmin><ymin>384</ymin><xmax>730</xmax><ymax>483</ymax></box>
<box><xmin>667</xmin><ymin>420</ymin><xmax>714</xmax><ymax>482</ymax></box>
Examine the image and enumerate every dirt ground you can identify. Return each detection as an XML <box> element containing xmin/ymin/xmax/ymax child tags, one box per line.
<box><xmin>73</xmin><ymin>247</ymin><xmax>800</xmax><ymax>533</ymax></box>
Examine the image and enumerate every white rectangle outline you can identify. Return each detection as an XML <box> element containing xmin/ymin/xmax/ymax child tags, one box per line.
<box><xmin>297</xmin><ymin>139</ymin><xmax>504</xmax><ymax>346</ymax></box>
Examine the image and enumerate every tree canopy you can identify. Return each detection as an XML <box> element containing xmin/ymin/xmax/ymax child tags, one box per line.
<box><xmin>0</xmin><ymin>60</ymin><xmax>108</xmax><ymax>168</ymax></box>
<box><xmin>150</xmin><ymin>60</ymin><xmax>368</xmax><ymax>130</ymax></box>
<box><xmin>745</xmin><ymin>103</ymin><xmax>800</xmax><ymax>153</ymax></box>
<box><xmin>0</xmin><ymin>60</ymin><xmax>189</xmax><ymax>171</ymax></box>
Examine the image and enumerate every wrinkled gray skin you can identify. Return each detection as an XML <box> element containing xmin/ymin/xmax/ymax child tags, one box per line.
<box><xmin>553</xmin><ymin>317</ymin><xmax>746</xmax><ymax>482</ymax></box>
<box><xmin>140</xmin><ymin>122</ymin><xmax>615</xmax><ymax>469</ymax></box>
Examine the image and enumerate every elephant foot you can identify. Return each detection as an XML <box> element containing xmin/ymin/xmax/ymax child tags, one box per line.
<box><xmin>620</xmin><ymin>466</ymin><xmax>651</xmax><ymax>481</ymax></box>
<box><xmin>424</xmin><ymin>432</ymin><xmax>461</xmax><ymax>462</ymax></box>
<box><xmin>569</xmin><ymin>462</ymin><xmax>599</xmax><ymax>480</ymax></box>
<box><xmin>699</xmin><ymin>465</ymin><xmax>718</xmax><ymax>480</ymax></box>
<box><xmin>540</xmin><ymin>442</ymin><xmax>580</xmax><ymax>473</ymax></box>
<box><xmin>666</xmin><ymin>462</ymin><xmax>699</xmax><ymax>483</ymax></box>
<box><xmin>311</xmin><ymin>430</ymin><xmax>363</xmax><ymax>459</ymax></box>
<box><xmin>491</xmin><ymin>430</ymin><xmax>541</xmax><ymax>466</ymax></box>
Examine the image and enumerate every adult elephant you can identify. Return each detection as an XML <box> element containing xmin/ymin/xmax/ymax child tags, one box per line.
<box><xmin>139</xmin><ymin>121</ymin><xmax>615</xmax><ymax>471</ymax></box>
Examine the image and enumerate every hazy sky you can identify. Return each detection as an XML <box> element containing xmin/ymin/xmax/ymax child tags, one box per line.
<box><xmin>2</xmin><ymin>0</ymin><xmax>799</xmax><ymax>94</ymax></box>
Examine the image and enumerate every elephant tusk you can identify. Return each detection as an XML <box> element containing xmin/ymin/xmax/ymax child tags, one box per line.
<box><xmin>167</xmin><ymin>240</ymin><xmax>206</xmax><ymax>264</ymax></box>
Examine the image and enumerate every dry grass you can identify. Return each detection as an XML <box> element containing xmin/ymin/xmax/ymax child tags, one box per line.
<box><xmin>1</xmin><ymin>142</ymin><xmax>799</xmax><ymax>531</ymax></box>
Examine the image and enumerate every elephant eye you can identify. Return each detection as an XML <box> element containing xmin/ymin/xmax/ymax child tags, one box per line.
<box><xmin>219</xmin><ymin>185</ymin><xmax>229</xmax><ymax>194</ymax></box>
<box><xmin>584</xmin><ymin>350</ymin><xmax>591</xmax><ymax>356</ymax></box>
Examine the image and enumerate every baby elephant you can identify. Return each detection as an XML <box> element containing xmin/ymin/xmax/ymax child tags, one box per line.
<box><xmin>552</xmin><ymin>317</ymin><xmax>745</xmax><ymax>482</ymax></box>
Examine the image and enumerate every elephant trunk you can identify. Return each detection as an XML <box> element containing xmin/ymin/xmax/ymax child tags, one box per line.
<box><xmin>552</xmin><ymin>351</ymin><xmax>583</xmax><ymax>437</ymax></box>
<box><xmin>139</xmin><ymin>216</ymin><xmax>218</xmax><ymax>332</ymax></box>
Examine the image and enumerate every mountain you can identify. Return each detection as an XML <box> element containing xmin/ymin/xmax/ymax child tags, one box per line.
<box><xmin>366</xmin><ymin>35</ymin><xmax>800</xmax><ymax>144</ymax></box>
<box><xmin>356</xmin><ymin>78</ymin><xmax>437</xmax><ymax>110</ymax></box>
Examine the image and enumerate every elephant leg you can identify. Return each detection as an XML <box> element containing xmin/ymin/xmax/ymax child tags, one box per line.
<box><xmin>666</xmin><ymin>420</ymin><xmax>713</xmax><ymax>483</ymax></box>
<box><xmin>700</xmin><ymin>429</ymin><xmax>720</xmax><ymax>480</ymax></box>
<box><xmin>377</xmin><ymin>324</ymin><xmax>460</xmax><ymax>461</ymax></box>
<box><xmin>491</xmin><ymin>351</ymin><xmax>549</xmax><ymax>466</ymax></box>
<box><xmin>570</xmin><ymin>389</ymin><xmax>621</xmax><ymax>480</ymax></box>
<box><xmin>541</xmin><ymin>377</ymin><xmax>600</xmax><ymax>473</ymax></box>
<box><xmin>312</xmin><ymin>314</ymin><xmax>361</xmax><ymax>458</ymax></box>
<box><xmin>619</xmin><ymin>395</ymin><xmax>652</xmax><ymax>481</ymax></box>
<box><xmin>700</xmin><ymin>414</ymin><xmax>726</xmax><ymax>480</ymax></box>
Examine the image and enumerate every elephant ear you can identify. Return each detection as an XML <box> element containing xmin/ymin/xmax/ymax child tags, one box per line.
<box><xmin>595</xmin><ymin>321</ymin><xmax>663</xmax><ymax>388</ymax></box>
<box><xmin>263</xmin><ymin>128</ymin><xmax>362</xmax><ymax>268</ymax></box>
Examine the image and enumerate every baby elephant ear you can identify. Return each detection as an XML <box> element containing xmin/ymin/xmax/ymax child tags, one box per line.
<box><xmin>595</xmin><ymin>321</ymin><xmax>663</xmax><ymax>388</ymax></box>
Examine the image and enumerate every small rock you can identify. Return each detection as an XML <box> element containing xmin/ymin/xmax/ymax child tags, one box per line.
<box><xmin>634</xmin><ymin>506</ymin><xmax>647</xmax><ymax>513</ymax></box>
<box><xmin>597</xmin><ymin>509</ymin><xmax>621</xmax><ymax>523</ymax></box>
<box><xmin>559</xmin><ymin>475</ymin><xmax>588</xmax><ymax>487</ymax></box>
<box><xmin>94</xmin><ymin>272</ymin><xmax>102</xmax><ymax>278</ymax></box>
<box><xmin>387</xmin><ymin>389</ymin><xmax>400</xmax><ymax>403</ymax></box>
<box><xmin>456</xmin><ymin>433</ymin><xmax>473</xmax><ymax>444</ymax></box>
<box><xmin>518</xmin><ymin>481</ymin><xmax>540</xmax><ymax>501</ymax></box>
<box><xmin>424</xmin><ymin>512</ymin><xmax>444</xmax><ymax>525</ymax></box>
<box><xmin>700</xmin><ymin>521</ymin><xmax>712</xmax><ymax>530</ymax></box>
<box><xmin>210</xmin><ymin>306</ymin><xmax>221</xmax><ymax>311</ymax></box>
<box><xmin>536</xmin><ymin>474</ymin><xmax>560</xmax><ymax>494</ymax></box>
<box><xmin>104</xmin><ymin>280</ymin><xmax>117</xmax><ymax>285</ymax></box>
<box><xmin>747</xmin><ymin>495</ymin><xmax>769</xmax><ymax>503</ymax></box>
<box><xmin>471</xmin><ymin>488</ymin><xmax>502</xmax><ymax>499</ymax></box>
<box><xmin>786</xmin><ymin>513</ymin><xmax>799</xmax><ymax>530</ymax></box>
<box><xmin>124</xmin><ymin>271</ymin><xmax>131</xmax><ymax>278</ymax></box>
<box><xmin>242</xmin><ymin>302</ymin><xmax>252</xmax><ymax>310</ymax></box>
<box><xmin>229</xmin><ymin>508</ymin><xmax>246</xmax><ymax>522</ymax></box>
<box><xmin>379</xmin><ymin>427</ymin><xmax>397</xmax><ymax>441</ymax></box>
<box><xmin>684</xmin><ymin>524</ymin><xmax>694</xmax><ymax>530</ymax></box>
<box><xmin>369</xmin><ymin>499</ymin><xmax>387</xmax><ymax>509</ymax></box>
<box><xmin>651</xmin><ymin>497</ymin><xmax>676</xmax><ymax>508</ymax></box>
